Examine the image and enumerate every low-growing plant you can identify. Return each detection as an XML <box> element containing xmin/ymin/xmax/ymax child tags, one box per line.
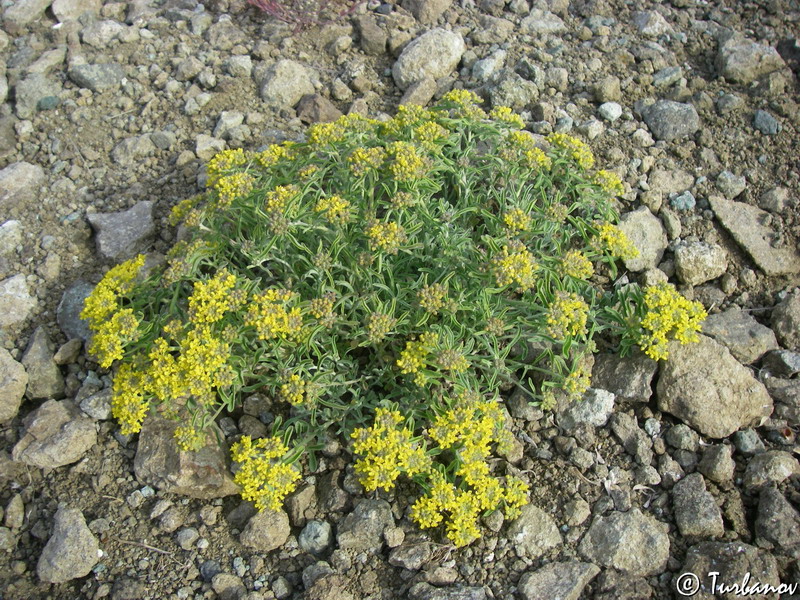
<box><xmin>245</xmin><ymin>0</ymin><xmax>364</xmax><ymax>31</ymax></box>
<box><xmin>83</xmin><ymin>91</ymin><xmax>706</xmax><ymax>547</ymax></box>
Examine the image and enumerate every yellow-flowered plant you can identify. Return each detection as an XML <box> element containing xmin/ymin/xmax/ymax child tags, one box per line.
<box><xmin>83</xmin><ymin>93</ymin><xmax>703</xmax><ymax>546</ymax></box>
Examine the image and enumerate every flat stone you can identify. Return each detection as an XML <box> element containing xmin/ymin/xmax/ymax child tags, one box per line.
<box><xmin>195</xmin><ymin>135</ymin><xmax>226</xmax><ymax>162</ymax></box>
<box><xmin>399</xmin><ymin>77</ymin><xmax>437</xmax><ymax>107</ymax></box>
<box><xmin>557</xmin><ymin>388</ymin><xmax>615</xmax><ymax>430</ymax></box>
<box><xmin>298</xmin><ymin>520</ymin><xmax>332</xmax><ymax>556</ymax></box>
<box><xmin>11</xmin><ymin>400</ymin><xmax>97</xmax><ymax>469</ymax></box>
<box><xmin>401</xmin><ymin>0</ymin><xmax>452</xmax><ymax>24</ymax></box>
<box><xmin>21</xmin><ymin>327</ymin><xmax>65</xmax><ymax>400</ymax></box>
<box><xmin>133</xmin><ymin>415</ymin><xmax>239</xmax><ymax>499</ymax></box>
<box><xmin>753</xmin><ymin>109</ymin><xmax>781</xmax><ymax>135</ymax></box>
<box><xmin>57</xmin><ymin>280</ymin><xmax>93</xmax><ymax>341</ymax></box>
<box><xmin>677</xmin><ymin>542</ymin><xmax>779</xmax><ymax>600</ymax></box>
<box><xmin>240</xmin><ymin>509</ymin><xmax>290</xmax><ymax>552</ymax></box>
<box><xmin>3</xmin><ymin>0</ymin><xmax>53</xmax><ymax>33</ymax></box>
<box><xmin>697</xmin><ymin>444</ymin><xmax>735</xmax><ymax>484</ymax></box>
<box><xmin>336</xmin><ymin>499</ymin><xmax>394</xmax><ymax>553</ymax></box>
<box><xmin>259</xmin><ymin>59</ymin><xmax>315</xmax><ymax>110</ymax></box>
<box><xmin>52</xmin><ymin>0</ymin><xmax>101</xmax><ymax>22</ymax></box>
<box><xmin>632</xmin><ymin>10</ymin><xmax>672</xmax><ymax>37</ymax></box>
<box><xmin>758</xmin><ymin>186</ymin><xmax>795</xmax><ymax>213</ymax></box>
<box><xmin>0</xmin><ymin>348</ymin><xmax>27</xmax><ymax>422</ymax></box>
<box><xmin>657</xmin><ymin>335</ymin><xmax>773</xmax><ymax>439</ymax></box>
<box><xmin>0</xmin><ymin>274</ymin><xmax>37</xmax><ymax>330</ymax></box>
<box><xmin>506</xmin><ymin>504</ymin><xmax>562</xmax><ymax>560</ymax></box>
<box><xmin>354</xmin><ymin>14</ymin><xmax>387</xmax><ymax>56</ymax></box>
<box><xmin>578</xmin><ymin>508</ymin><xmax>669</xmax><ymax>576</ymax></box>
<box><xmin>709</xmin><ymin>195</ymin><xmax>800</xmax><ymax>276</ymax></box>
<box><xmin>771</xmin><ymin>289</ymin><xmax>800</xmax><ymax>351</ymax></box>
<box><xmin>81</xmin><ymin>19</ymin><xmax>128</xmax><ymax>48</ymax></box>
<box><xmin>296</xmin><ymin>94</ymin><xmax>343</xmax><ymax>124</ymax></box>
<box><xmin>0</xmin><ymin>162</ymin><xmax>45</xmax><ymax>210</ymax></box>
<box><xmin>518</xmin><ymin>561</ymin><xmax>600</xmax><ymax>600</ymax></box>
<box><xmin>520</xmin><ymin>9</ymin><xmax>566</xmax><ymax>35</ymax></box>
<box><xmin>87</xmin><ymin>201</ymin><xmax>155</xmax><ymax>261</ymax></box>
<box><xmin>716</xmin><ymin>35</ymin><xmax>786</xmax><ymax>84</ymax></box>
<box><xmin>618</xmin><ymin>206</ymin><xmax>668</xmax><ymax>272</ymax></box>
<box><xmin>392</xmin><ymin>29</ymin><xmax>465</xmax><ymax>90</ymax></box>
<box><xmin>111</xmin><ymin>134</ymin><xmax>156</xmax><ymax>165</ymax></box>
<box><xmin>672</xmin><ymin>473</ymin><xmax>724</xmax><ymax>539</ymax></box>
<box><xmin>388</xmin><ymin>542</ymin><xmax>432</xmax><ymax>570</ymax></box>
<box><xmin>715</xmin><ymin>170</ymin><xmax>746</xmax><ymax>199</ymax></box>
<box><xmin>37</xmin><ymin>507</ymin><xmax>99</xmax><ymax>583</ymax></box>
<box><xmin>591</xmin><ymin>351</ymin><xmax>657</xmax><ymax>403</ymax></box>
<box><xmin>14</xmin><ymin>73</ymin><xmax>61</xmax><ymax>119</ymax></box>
<box><xmin>701</xmin><ymin>307</ymin><xmax>778</xmax><ymax>364</ymax></box>
<box><xmin>742</xmin><ymin>451</ymin><xmax>800</xmax><ymax>491</ymax></box>
<box><xmin>408</xmin><ymin>582</ymin><xmax>486</xmax><ymax>600</ymax></box>
<box><xmin>68</xmin><ymin>63</ymin><xmax>125</xmax><ymax>92</ymax></box>
<box><xmin>489</xmin><ymin>72</ymin><xmax>539</xmax><ymax>110</ymax></box>
<box><xmin>674</xmin><ymin>241</ymin><xmax>728</xmax><ymax>286</ymax></box>
<box><xmin>641</xmin><ymin>100</ymin><xmax>700</xmax><ymax>142</ymax></box>
<box><xmin>755</xmin><ymin>486</ymin><xmax>800</xmax><ymax>556</ymax></box>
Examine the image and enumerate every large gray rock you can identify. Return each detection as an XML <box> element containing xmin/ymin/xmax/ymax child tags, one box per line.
<box><xmin>0</xmin><ymin>348</ymin><xmax>27</xmax><ymax>422</ymax></box>
<box><xmin>742</xmin><ymin>451</ymin><xmax>800</xmax><ymax>491</ymax></box>
<box><xmin>506</xmin><ymin>504</ymin><xmax>562</xmax><ymax>560</ymax></box>
<box><xmin>21</xmin><ymin>327</ymin><xmax>65</xmax><ymax>400</ymax></box>
<box><xmin>0</xmin><ymin>274</ymin><xmax>37</xmax><ymax>329</ymax></box>
<box><xmin>52</xmin><ymin>0</ymin><xmax>102</xmax><ymax>22</ymax></box>
<box><xmin>133</xmin><ymin>415</ymin><xmax>239</xmax><ymax>499</ymax></box>
<box><xmin>716</xmin><ymin>36</ymin><xmax>786</xmax><ymax>84</ymax></box>
<box><xmin>697</xmin><ymin>444</ymin><xmax>735</xmax><ymax>484</ymax></box>
<box><xmin>641</xmin><ymin>100</ymin><xmax>700</xmax><ymax>142</ymax></box>
<box><xmin>0</xmin><ymin>162</ymin><xmax>45</xmax><ymax>210</ymax></box>
<box><xmin>3</xmin><ymin>0</ymin><xmax>52</xmax><ymax>32</ymax></box>
<box><xmin>11</xmin><ymin>400</ymin><xmax>97</xmax><ymax>468</ymax></box>
<box><xmin>518</xmin><ymin>561</ymin><xmax>599</xmax><ymax>600</ymax></box>
<box><xmin>519</xmin><ymin>9</ymin><xmax>566</xmax><ymax>35</ymax></box>
<box><xmin>87</xmin><ymin>201</ymin><xmax>155</xmax><ymax>261</ymax></box>
<box><xmin>557</xmin><ymin>388</ymin><xmax>615</xmax><ymax>430</ymax></box>
<box><xmin>618</xmin><ymin>206</ymin><xmax>668</xmax><ymax>272</ymax></box>
<box><xmin>709</xmin><ymin>195</ymin><xmax>800</xmax><ymax>276</ymax></box>
<box><xmin>657</xmin><ymin>335</ymin><xmax>773</xmax><ymax>438</ymax></box>
<box><xmin>771</xmin><ymin>290</ymin><xmax>800</xmax><ymax>351</ymax></box>
<box><xmin>578</xmin><ymin>509</ymin><xmax>669</xmax><ymax>576</ymax></box>
<box><xmin>676</xmin><ymin>542</ymin><xmax>779</xmax><ymax>600</ymax></box>
<box><xmin>298</xmin><ymin>520</ymin><xmax>332</xmax><ymax>556</ymax></box>
<box><xmin>259</xmin><ymin>60</ymin><xmax>315</xmax><ymax>110</ymax></box>
<box><xmin>37</xmin><ymin>507</ymin><xmax>99</xmax><ymax>583</ymax></box>
<box><xmin>401</xmin><ymin>0</ymin><xmax>452</xmax><ymax>24</ymax></box>
<box><xmin>701</xmin><ymin>308</ymin><xmax>778</xmax><ymax>364</ymax></box>
<box><xmin>81</xmin><ymin>19</ymin><xmax>128</xmax><ymax>48</ymax></box>
<box><xmin>14</xmin><ymin>73</ymin><xmax>61</xmax><ymax>119</ymax></box>
<box><xmin>240</xmin><ymin>509</ymin><xmax>290</xmax><ymax>552</ymax></box>
<box><xmin>111</xmin><ymin>135</ymin><xmax>156</xmax><ymax>165</ymax></box>
<box><xmin>591</xmin><ymin>352</ymin><xmax>657</xmax><ymax>403</ymax></box>
<box><xmin>631</xmin><ymin>10</ymin><xmax>672</xmax><ymax>37</ymax></box>
<box><xmin>392</xmin><ymin>29</ymin><xmax>465</xmax><ymax>90</ymax></box>
<box><xmin>68</xmin><ymin>63</ymin><xmax>126</xmax><ymax>92</ymax></box>
<box><xmin>755</xmin><ymin>486</ymin><xmax>800</xmax><ymax>556</ymax></box>
<box><xmin>57</xmin><ymin>280</ymin><xmax>93</xmax><ymax>341</ymax></box>
<box><xmin>408</xmin><ymin>582</ymin><xmax>486</xmax><ymax>600</ymax></box>
<box><xmin>337</xmin><ymin>499</ymin><xmax>394</xmax><ymax>553</ymax></box>
<box><xmin>672</xmin><ymin>473</ymin><xmax>724</xmax><ymax>539</ymax></box>
<box><xmin>674</xmin><ymin>241</ymin><xmax>728</xmax><ymax>286</ymax></box>
<box><xmin>488</xmin><ymin>72</ymin><xmax>539</xmax><ymax>110</ymax></box>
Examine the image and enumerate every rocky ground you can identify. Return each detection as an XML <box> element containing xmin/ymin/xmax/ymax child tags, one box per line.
<box><xmin>0</xmin><ymin>0</ymin><xmax>799</xmax><ymax>598</ymax></box>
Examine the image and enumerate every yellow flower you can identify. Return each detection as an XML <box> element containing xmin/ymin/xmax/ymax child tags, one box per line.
<box><xmin>81</xmin><ymin>255</ymin><xmax>146</xmax><ymax>327</ymax></box>
<box><xmin>593</xmin><ymin>222</ymin><xmax>639</xmax><ymax>261</ymax></box>
<box><xmin>489</xmin><ymin>105</ymin><xmax>525</xmax><ymax>129</ymax></box>
<box><xmin>413</xmin><ymin>121</ymin><xmax>449</xmax><ymax>150</ymax></box>
<box><xmin>546</xmin><ymin>291</ymin><xmax>589</xmax><ymax>340</ymax></box>
<box><xmin>188</xmin><ymin>269</ymin><xmax>237</xmax><ymax>325</ymax></box>
<box><xmin>436</xmin><ymin>348</ymin><xmax>469</xmax><ymax>372</ymax></box>
<box><xmin>503</xmin><ymin>208</ymin><xmax>531</xmax><ymax>232</ymax></box>
<box><xmin>348</xmin><ymin>147</ymin><xmax>386</xmax><ymax>176</ymax></box>
<box><xmin>546</xmin><ymin>133</ymin><xmax>595</xmax><ymax>169</ymax></box>
<box><xmin>560</xmin><ymin>250</ymin><xmax>594</xmax><ymax>280</ymax></box>
<box><xmin>88</xmin><ymin>308</ymin><xmax>140</xmax><ymax>368</ymax></box>
<box><xmin>315</xmin><ymin>195</ymin><xmax>352</xmax><ymax>226</ymax></box>
<box><xmin>256</xmin><ymin>142</ymin><xmax>295</xmax><ymax>168</ymax></box>
<box><xmin>264</xmin><ymin>184</ymin><xmax>298</xmax><ymax>214</ymax></box>
<box><xmin>214</xmin><ymin>172</ymin><xmax>255</xmax><ymax>208</ymax></box>
<box><xmin>441</xmin><ymin>89</ymin><xmax>486</xmax><ymax>119</ymax></box>
<box><xmin>594</xmin><ymin>169</ymin><xmax>624</xmax><ymax>196</ymax></box>
<box><xmin>280</xmin><ymin>374</ymin><xmax>306</xmax><ymax>406</ymax></box>
<box><xmin>174</xmin><ymin>425</ymin><xmax>205</xmax><ymax>452</ymax></box>
<box><xmin>206</xmin><ymin>148</ymin><xmax>248</xmax><ymax>186</ymax></box>
<box><xmin>492</xmin><ymin>244</ymin><xmax>537</xmax><ymax>292</ymax></box>
<box><xmin>231</xmin><ymin>435</ymin><xmax>300</xmax><ymax>511</ymax></box>
<box><xmin>397</xmin><ymin>332</ymin><xmax>438</xmax><ymax>376</ymax></box>
<box><xmin>418</xmin><ymin>282</ymin><xmax>448</xmax><ymax>315</ymax></box>
<box><xmin>366</xmin><ymin>220</ymin><xmax>407</xmax><ymax>254</ymax></box>
<box><xmin>564</xmin><ymin>359</ymin><xmax>592</xmax><ymax>400</ymax></box>
<box><xmin>111</xmin><ymin>362</ymin><xmax>149</xmax><ymax>435</ymax></box>
<box><xmin>387</xmin><ymin>141</ymin><xmax>426</xmax><ymax>182</ymax></box>
<box><xmin>366</xmin><ymin>312</ymin><xmax>397</xmax><ymax>344</ymax></box>
<box><xmin>638</xmin><ymin>283</ymin><xmax>707</xmax><ymax>360</ymax></box>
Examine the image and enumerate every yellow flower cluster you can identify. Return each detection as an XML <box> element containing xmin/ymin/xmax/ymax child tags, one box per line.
<box><xmin>503</xmin><ymin>208</ymin><xmax>532</xmax><ymax>232</ymax></box>
<box><xmin>245</xmin><ymin>289</ymin><xmax>303</xmax><ymax>342</ymax></box>
<box><xmin>594</xmin><ymin>169</ymin><xmax>624</xmax><ymax>196</ymax></box>
<box><xmin>366</xmin><ymin>312</ymin><xmax>397</xmax><ymax>343</ymax></box>
<box><xmin>264</xmin><ymin>184</ymin><xmax>297</xmax><ymax>214</ymax></box>
<box><xmin>231</xmin><ymin>435</ymin><xmax>301</xmax><ymax>511</ymax></box>
<box><xmin>309</xmin><ymin>291</ymin><xmax>336</xmax><ymax>325</ymax></box>
<box><xmin>507</xmin><ymin>130</ymin><xmax>536</xmax><ymax>152</ymax></box>
<box><xmin>308</xmin><ymin>114</ymin><xmax>378</xmax><ymax>147</ymax></box>
<box><xmin>525</xmin><ymin>147</ymin><xmax>552</xmax><ymax>170</ymax></box>
<box><xmin>351</xmin><ymin>408</ymin><xmax>431</xmax><ymax>492</ymax></box>
<box><xmin>88</xmin><ymin>308</ymin><xmax>141</xmax><ymax>368</ymax></box>
<box><xmin>214</xmin><ymin>172</ymin><xmax>255</xmax><ymax>208</ymax></box>
<box><xmin>169</xmin><ymin>195</ymin><xmax>203</xmax><ymax>226</ymax></box>
<box><xmin>547</xmin><ymin>133</ymin><xmax>595</xmax><ymax>169</ymax></box>
<box><xmin>188</xmin><ymin>269</ymin><xmax>237</xmax><ymax>325</ymax></box>
<box><xmin>315</xmin><ymin>194</ymin><xmax>352</xmax><ymax>226</ymax></box>
<box><xmin>391</xmin><ymin>191</ymin><xmax>415</xmax><ymax>209</ymax></box>
<box><xmin>206</xmin><ymin>148</ymin><xmax>248</xmax><ymax>186</ymax></box>
<box><xmin>387</xmin><ymin>141</ymin><xmax>426</xmax><ymax>181</ymax></box>
<box><xmin>489</xmin><ymin>105</ymin><xmax>525</xmax><ymax>129</ymax></box>
<box><xmin>411</xmin><ymin>392</ymin><xmax>527</xmax><ymax>546</ymax></box>
<box><xmin>280</xmin><ymin>374</ymin><xmax>306</xmax><ymax>405</ymax></box>
<box><xmin>382</xmin><ymin>104</ymin><xmax>434</xmax><ymax>135</ymax></box>
<box><xmin>594</xmin><ymin>222</ymin><xmax>639</xmax><ymax>261</ymax></box>
<box><xmin>564</xmin><ymin>359</ymin><xmax>592</xmax><ymax>400</ymax></box>
<box><xmin>348</xmin><ymin>147</ymin><xmax>386</xmax><ymax>176</ymax></box>
<box><xmin>174</xmin><ymin>425</ymin><xmax>206</xmax><ymax>452</ymax></box>
<box><xmin>256</xmin><ymin>142</ymin><xmax>295</xmax><ymax>168</ymax></box>
<box><xmin>547</xmin><ymin>291</ymin><xmax>589</xmax><ymax>340</ymax></box>
<box><xmin>436</xmin><ymin>348</ymin><xmax>469</xmax><ymax>372</ymax></box>
<box><xmin>111</xmin><ymin>362</ymin><xmax>149</xmax><ymax>434</ymax></box>
<box><xmin>560</xmin><ymin>250</ymin><xmax>594</xmax><ymax>280</ymax></box>
<box><xmin>397</xmin><ymin>331</ymin><xmax>439</xmax><ymax>382</ymax></box>
<box><xmin>81</xmin><ymin>255</ymin><xmax>145</xmax><ymax>327</ymax></box>
<box><xmin>366</xmin><ymin>220</ymin><xmax>407</xmax><ymax>254</ymax></box>
<box><xmin>492</xmin><ymin>243</ymin><xmax>537</xmax><ymax>292</ymax></box>
<box><xmin>639</xmin><ymin>283</ymin><xmax>707</xmax><ymax>360</ymax></box>
<box><xmin>418</xmin><ymin>283</ymin><xmax>448</xmax><ymax>315</ymax></box>
<box><xmin>441</xmin><ymin>89</ymin><xmax>486</xmax><ymax>119</ymax></box>
<box><xmin>413</xmin><ymin>121</ymin><xmax>449</xmax><ymax>150</ymax></box>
